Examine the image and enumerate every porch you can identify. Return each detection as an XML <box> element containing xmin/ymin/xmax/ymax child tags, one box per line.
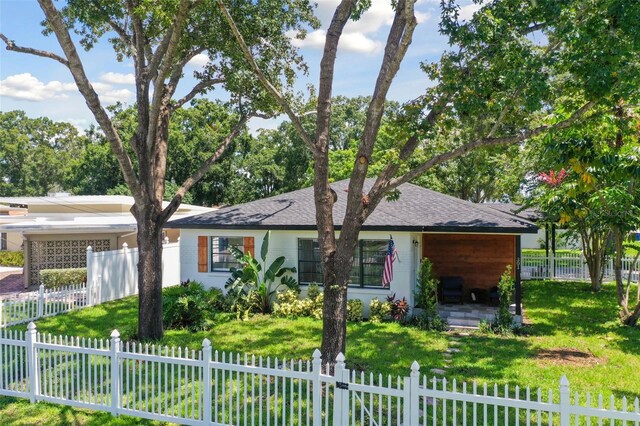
<box><xmin>438</xmin><ymin>303</ymin><xmax>518</xmax><ymax>328</ymax></box>
<box><xmin>421</xmin><ymin>232</ymin><xmax>523</xmax><ymax>328</ymax></box>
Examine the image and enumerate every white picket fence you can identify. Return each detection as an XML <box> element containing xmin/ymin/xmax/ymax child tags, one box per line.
<box><xmin>1</xmin><ymin>324</ymin><xmax>639</xmax><ymax>425</ymax></box>
<box><xmin>0</xmin><ymin>284</ymin><xmax>88</xmax><ymax>328</ymax></box>
<box><xmin>522</xmin><ymin>253</ymin><xmax>639</xmax><ymax>282</ymax></box>
<box><xmin>86</xmin><ymin>240</ymin><xmax>180</xmax><ymax>305</ymax></box>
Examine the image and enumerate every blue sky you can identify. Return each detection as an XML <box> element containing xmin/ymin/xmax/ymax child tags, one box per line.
<box><xmin>0</xmin><ymin>0</ymin><xmax>480</xmax><ymax>133</ymax></box>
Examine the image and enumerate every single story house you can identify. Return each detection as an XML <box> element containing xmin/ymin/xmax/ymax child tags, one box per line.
<box><xmin>0</xmin><ymin>194</ymin><xmax>213</xmax><ymax>287</ymax></box>
<box><xmin>168</xmin><ymin>179</ymin><xmax>537</xmax><ymax>321</ymax></box>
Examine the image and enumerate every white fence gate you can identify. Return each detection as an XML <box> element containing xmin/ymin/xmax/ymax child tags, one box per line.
<box><xmin>1</xmin><ymin>323</ymin><xmax>639</xmax><ymax>425</ymax></box>
<box><xmin>522</xmin><ymin>253</ymin><xmax>639</xmax><ymax>282</ymax></box>
<box><xmin>86</xmin><ymin>240</ymin><xmax>180</xmax><ymax>305</ymax></box>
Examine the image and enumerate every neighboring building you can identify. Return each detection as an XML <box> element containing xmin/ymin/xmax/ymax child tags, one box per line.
<box><xmin>0</xmin><ymin>204</ymin><xmax>28</xmax><ymax>252</ymax></box>
<box><xmin>487</xmin><ymin>202</ymin><xmax>581</xmax><ymax>250</ymax></box>
<box><xmin>167</xmin><ymin>179</ymin><xmax>537</xmax><ymax>319</ymax></box>
<box><xmin>0</xmin><ymin>195</ymin><xmax>213</xmax><ymax>287</ymax></box>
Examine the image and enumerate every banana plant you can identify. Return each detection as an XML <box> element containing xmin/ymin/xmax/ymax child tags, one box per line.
<box><xmin>225</xmin><ymin>231</ymin><xmax>298</xmax><ymax>314</ymax></box>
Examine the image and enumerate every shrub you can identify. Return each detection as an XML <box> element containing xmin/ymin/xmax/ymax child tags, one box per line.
<box><xmin>369</xmin><ymin>298</ymin><xmax>392</xmax><ymax>322</ymax></box>
<box><xmin>163</xmin><ymin>281</ymin><xmax>219</xmax><ymax>331</ymax></box>
<box><xmin>487</xmin><ymin>265</ymin><xmax>515</xmax><ymax>335</ymax></box>
<box><xmin>272</xmin><ymin>290</ymin><xmax>304</xmax><ymax>318</ymax></box>
<box><xmin>272</xmin><ymin>286</ymin><xmax>324</xmax><ymax>319</ymax></box>
<box><xmin>0</xmin><ymin>250</ymin><xmax>24</xmax><ymax>267</ymax></box>
<box><xmin>346</xmin><ymin>299</ymin><xmax>363</xmax><ymax>322</ymax></box>
<box><xmin>413</xmin><ymin>258</ymin><xmax>446</xmax><ymax>331</ymax></box>
<box><xmin>387</xmin><ymin>293</ymin><xmax>410</xmax><ymax>323</ymax></box>
<box><xmin>40</xmin><ymin>268</ymin><xmax>86</xmax><ymax>288</ymax></box>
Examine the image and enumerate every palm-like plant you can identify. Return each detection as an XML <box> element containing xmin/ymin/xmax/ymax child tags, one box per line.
<box><xmin>225</xmin><ymin>231</ymin><xmax>298</xmax><ymax>314</ymax></box>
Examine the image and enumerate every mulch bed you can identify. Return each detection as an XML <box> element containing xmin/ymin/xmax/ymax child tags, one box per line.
<box><xmin>536</xmin><ymin>348</ymin><xmax>605</xmax><ymax>367</ymax></box>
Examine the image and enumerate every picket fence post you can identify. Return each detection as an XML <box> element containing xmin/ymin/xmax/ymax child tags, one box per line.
<box><xmin>311</xmin><ymin>349</ymin><xmax>322</xmax><ymax>426</ymax></box>
<box><xmin>86</xmin><ymin>246</ymin><xmax>93</xmax><ymax>306</ymax></box>
<box><xmin>559</xmin><ymin>375</ymin><xmax>570</xmax><ymax>426</ymax></box>
<box><xmin>333</xmin><ymin>353</ymin><xmax>350</xmax><ymax>426</ymax></box>
<box><xmin>0</xmin><ymin>299</ymin><xmax>3</xmax><ymax>326</ymax></box>
<box><xmin>37</xmin><ymin>285</ymin><xmax>44</xmax><ymax>318</ymax></box>
<box><xmin>110</xmin><ymin>329</ymin><xmax>120</xmax><ymax>416</ymax></box>
<box><xmin>26</xmin><ymin>322</ymin><xmax>39</xmax><ymax>403</ymax></box>
<box><xmin>409</xmin><ymin>361</ymin><xmax>420</xmax><ymax>425</ymax></box>
<box><xmin>202</xmin><ymin>338</ymin><xmax>212</xmax><ymax>425</ymax></box>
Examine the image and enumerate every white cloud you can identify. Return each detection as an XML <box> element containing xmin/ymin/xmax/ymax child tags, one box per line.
<box><xmin>339</xmin><ymin>32</ymin><xmax>384</xmax><ymax>54</ymax></box>
<box><xmin>99</xmin><ymin>72</ymin><xmax>135</xmax><ymax>85</ymax></box>
<box><xmin>290</xmin><ymin>0</ymin><xmax>420</xmax><ymax>54</ymax></box>
<box><xmin>187</xmin><ymin>53</ymin><xmax>209</xmax><ymax>68</ymax></box>
<box><xmin>458</xmin><ymin>3</ymin><xmax>482</xmax><ymax>21</ymax></box>
<box><xmin>91</xmin><ymin>82</ymin><xmax>133</xmax><ymax>104</ymax></box>
<box><xmin>0</xmin><ymin>73</ymin><xmax>132</xmax><ymax>104</ymax></box>
<box><xmin>415</xmin><ymin>11</ymin><xmax>431</xmax><ymax>24</ymax></box>
<box><xmin>0</xmin><ymin>73</ymin><xmax>77</xmax><ymax>102</ymax></box>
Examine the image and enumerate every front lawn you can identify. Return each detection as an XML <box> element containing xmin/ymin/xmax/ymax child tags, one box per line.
<box><xmin>2</xmin><ymin>279</ymin><xmax>639</xmax><ymax>424</ymax></box>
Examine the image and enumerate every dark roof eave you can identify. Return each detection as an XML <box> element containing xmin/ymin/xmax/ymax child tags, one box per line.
<box><xmin>166</xmin><ymin>222</ymin><xmax>539</xmax><ymax>234</ymax></box>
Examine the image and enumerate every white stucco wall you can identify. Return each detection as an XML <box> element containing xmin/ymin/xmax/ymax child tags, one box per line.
<box><xmin>179</xmin><ymin>228</ymin><xmax>420</xmax><ymax>316</ymax></box>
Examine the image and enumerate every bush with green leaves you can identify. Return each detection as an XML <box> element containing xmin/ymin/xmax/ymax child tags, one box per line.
<box><xmin>387</xmin><ymin>293</ymin><xmax>410</xmax><ymax>323</ymax></box>
<box><xmin>273</xmin><ymin>285</ymin><xmax>324</xmax><ymax>319</ymax></box>
<box><xmin>39</xmin><ymin>268</ymin><xmax>86</xmax><ymax>288</ymax></box>
<box><xmin>369</xmin><ymin>298</ymin><xmax>392</xmax><ymax>322</ymax></box>
<box><xmin>272</xmin><ymin>289</ymin><xmax>304</xmax><ymax>318</ymax></box>
<box><xmin>225</xmin><ymin>231</ymin><xmax>298</xmax><ymax>315</ymax></box>
<box><xmin>413</xmin><ymin>258</ymin><xmax>446</xmax><ymax>330</ymax></box>
<box><xmin>0</xmin><ymin>250</ymin><xmax>24</xmax><ymax>267</ymax></box>
<box><xmin>346</xmin><ymin>299</ymin><xmax>363</xmax><ymax>322</ymax></box>
<box><xmin>163</xmin><ymin>281</ymin><xmax>222</xmax><ymax>331</ymax></box>
<box><xmin>484</xmin><ymin>265</ymin><xmax>516</xmax><ymax>335</ymax></box>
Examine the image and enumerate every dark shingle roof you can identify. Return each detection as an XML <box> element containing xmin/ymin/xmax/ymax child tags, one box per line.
<box><xmin>486</xmin><ymin>203</ymin><xmax>542</xmax><ymax>222</ymax></box>
<box><xmin>167</xmin><ymin>179</ymin><xmax>538</xmax><ymax>233</ymax></box>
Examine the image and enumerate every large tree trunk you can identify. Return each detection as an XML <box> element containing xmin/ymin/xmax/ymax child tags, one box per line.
<box><xmin>582</xmin><ymin>229</ymin><xmax>607</xmax><ymax>292</ymax></box>
<box><xmin>135</xmin><ymin>208</ymin><xmax>165</xmax><ymax>340</ymax></box>
<box><xmin>622</xmin><ymin>301</ymin><xmax>640</xmax><ymax>326</ymax></box>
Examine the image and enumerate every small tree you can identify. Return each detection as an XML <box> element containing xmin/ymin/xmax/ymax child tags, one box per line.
<box><xmin>413</xmin><ymin>258</ymin><xmax>445</xmax><ymax>330</ymax></box>
<box><xmin>493</xmin><ymin>265</ymin><xmax>515</xmax><ymax>333</ymax></box>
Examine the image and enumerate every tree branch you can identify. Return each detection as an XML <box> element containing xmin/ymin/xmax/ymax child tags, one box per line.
<box><xmin>170</xmin><ymin>78</ymin><xmax>225</xmax><ymax>112</ymax></box>
<box><xmin>0</xmin><ymin>33</ymin><xmax>69</xmax><ymax>67</ymax></box>
<box><xmin>345</xmin><ymin>0</ymin><xmax>417</xmax><ymax>225</ymax></box>
<box><xmin>161</xmin><ymin>115</ymin><xmax>249</xmax><ymax>222</ymax></box>
<box><xmin>216</xmin><ymin>0</ymin><xmax>316</xmax><ymax>153</ymax></box>
<box><xmin>35</xmin><ymin>0</ymin><xmax>141</xmax><ymax>199</ymax></box>
<box><xmin>390</xmin><ymin>100</ymin><xmax>598</xmax><ymax>189</ymax></box>
<box><xmin>147</xmin><ymin>0</ymin><xmax>192</xmax><ymax>149</ymax></box>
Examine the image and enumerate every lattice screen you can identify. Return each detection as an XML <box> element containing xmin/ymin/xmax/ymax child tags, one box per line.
<box><xmin>29</xmin><ymin>239</ymin><xmax>111</xmax><ymax>285</ymax></box>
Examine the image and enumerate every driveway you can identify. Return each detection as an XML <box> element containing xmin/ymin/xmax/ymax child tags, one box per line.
<box><xmin>0</xmin><ymin>268</ymin><xmax>25</xmax><ymax>297</ymax></box>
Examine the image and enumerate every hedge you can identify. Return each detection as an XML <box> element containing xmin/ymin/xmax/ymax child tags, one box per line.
<box><xmin>39</xmin><ymin>268</ymin><xmax>87</xmax><ymax>288</ymax></box>
<box><xmin>0</xmin><ymin>251</ymin><xmax>24</xmax><ymax>267</ymax></box>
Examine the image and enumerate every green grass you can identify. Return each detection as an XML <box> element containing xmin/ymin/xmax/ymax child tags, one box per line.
<box><xmin>2</xmin><ymin>280</ymin><xmax>639</xmax><ymax>424</ymax></box>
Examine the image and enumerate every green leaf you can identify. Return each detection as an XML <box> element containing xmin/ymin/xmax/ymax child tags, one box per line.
<box><xmin>261</xmin><ymin>231</ymin><xmax>270</xmax><ymax>263</ymax></box>
<box><xmin>265</xmin><ymin>256</ymin><xmax>286</xmax><ymax>282</ymax></box>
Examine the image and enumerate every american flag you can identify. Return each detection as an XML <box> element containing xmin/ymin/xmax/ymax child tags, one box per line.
<box><xmin>382</xmin><ymin>237</ymin><xmax>397</xmax><ymax>287</ymax></box>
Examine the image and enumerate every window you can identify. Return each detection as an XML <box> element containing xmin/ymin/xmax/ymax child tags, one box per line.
<box><xmin>0</xmin><ymin>233</ymin><xmax>6</xmax><ymax>251</ymax></box>
<box><xmin>210</xmin><ymin>237</ymin><xmax>245</xmax><ymax>271</ymax></box>
<box><xmin>298</xmin><ymin>239</ymin><xmax>388</xmax><ymax>288</ymax></box>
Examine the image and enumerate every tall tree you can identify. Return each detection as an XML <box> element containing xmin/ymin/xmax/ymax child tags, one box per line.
<box><xmin>221</xmin><ymin>0</ymin><xmax>640</xmax><ymax>362</ymax></box>
<box><xmin>0</xmin><ymin>110</ymin><xmax>84</xmax><ymax>196</ymax></box>
<box><xmin>1</xmin><ymin>0</ymin><xmax>317</xmax><ymax>339</ymax></box>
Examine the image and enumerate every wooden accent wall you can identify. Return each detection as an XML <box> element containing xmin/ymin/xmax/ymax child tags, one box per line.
<box><xmin>422</xmin><ymin>234</ymin><xmax>515</xmax><ymax>290</ymax></box>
